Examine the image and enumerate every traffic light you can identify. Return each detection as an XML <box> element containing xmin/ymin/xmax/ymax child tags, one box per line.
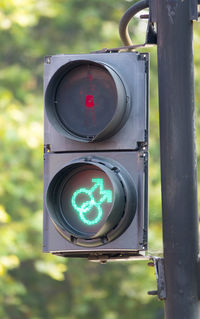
<box><xmin>43</xmin><ymin>52</ymin><xmax>148</xmax><ymax>261</ymax></box>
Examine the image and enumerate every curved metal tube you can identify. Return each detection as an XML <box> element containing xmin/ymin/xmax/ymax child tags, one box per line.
<box><xmin>119</xmin><ymin>0</ymin><xmax>149</xmax><ymax>46</ymax></box>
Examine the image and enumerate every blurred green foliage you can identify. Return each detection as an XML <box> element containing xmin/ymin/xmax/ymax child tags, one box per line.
<box><xmin>0</xmin><ymin>0</ymin><xmax>199</xmax><ymax>318</ymax></box>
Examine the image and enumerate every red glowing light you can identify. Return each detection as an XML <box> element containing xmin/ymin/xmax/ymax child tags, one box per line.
<box><xmin>85</xmin><ymin>95</ymin><xmax>94</xmax><ymax>108</ymax></box>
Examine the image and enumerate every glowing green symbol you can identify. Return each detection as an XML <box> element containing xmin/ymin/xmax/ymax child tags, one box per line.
<box><xmin>71</xmin><ymin>178</ymin><xmax>112</xmax><ymax>225</ymax></box>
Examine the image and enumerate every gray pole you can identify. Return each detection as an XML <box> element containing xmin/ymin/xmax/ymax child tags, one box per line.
<box><xmin>156</xmin><ymin>1</ymin><xmax>199</xmax><ymax>317</ymax></box>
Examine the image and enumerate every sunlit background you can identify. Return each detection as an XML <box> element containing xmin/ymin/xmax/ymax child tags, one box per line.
<box><xmin>0</xmin><ymin>0</ymin><xmax>199</xmax><ymax>318</ymax></box>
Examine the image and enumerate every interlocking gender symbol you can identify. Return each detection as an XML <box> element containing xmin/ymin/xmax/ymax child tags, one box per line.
<box><xmin>71</xmin><ymin>178</ymin><xmax>112</xmax><ymax>225</ymax></box>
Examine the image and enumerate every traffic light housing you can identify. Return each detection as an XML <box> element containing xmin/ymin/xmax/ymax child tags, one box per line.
<box><xmin>43</xmin><ymin>52</ymin><xmax>148</xmax><ymax>260</ymax></box>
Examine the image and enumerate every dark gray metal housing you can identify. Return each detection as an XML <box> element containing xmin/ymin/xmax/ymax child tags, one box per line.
<box><xmin>43</xmin><ymin>51</ymin><xmax>149</xmax><ymax>260</ymax></box>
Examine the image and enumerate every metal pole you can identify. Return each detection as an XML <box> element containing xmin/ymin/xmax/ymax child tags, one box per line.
<box><xmin>156</xmin><ymin>1</ymin><xmax>199</xmax><ymax>318</ymax></box>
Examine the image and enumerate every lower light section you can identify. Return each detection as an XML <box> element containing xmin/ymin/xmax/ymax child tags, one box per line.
<box><xmin>46</xmin><ymin>156</ymin><xmax>137</xmax><ymax>247</ymax></box>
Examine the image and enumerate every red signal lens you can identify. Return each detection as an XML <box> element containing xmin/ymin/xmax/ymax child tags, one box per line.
<box><xmin>55</xmin><ymin>63</ymin><xmax>118</xmax><ymax>138</ymax></box>
<box><xmin>85</xmin><ymin>95</ymin><xmax>94</xmax><ymax>108</ymax></box>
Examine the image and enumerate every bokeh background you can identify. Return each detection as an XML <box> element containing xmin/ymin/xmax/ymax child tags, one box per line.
<box><xmin>0</xmin><ymin>0</ymin><xmax>200</xmax><ymax>318</ymax></box>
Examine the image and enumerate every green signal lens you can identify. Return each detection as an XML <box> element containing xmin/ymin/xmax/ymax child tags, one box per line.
<box><xmin>46</xmin><ymin>157</ymin><xmax>137</xmax><ymax>246</ymax></box>
<box><xmin>58</xmin><ymin>167</ymin><xmax>114</xmax><ymax>238</ymax></box>
<box><xmin>71</xmin><ymin>178</ymin><xmax>112</xmax><ymax>225</ymax></box>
